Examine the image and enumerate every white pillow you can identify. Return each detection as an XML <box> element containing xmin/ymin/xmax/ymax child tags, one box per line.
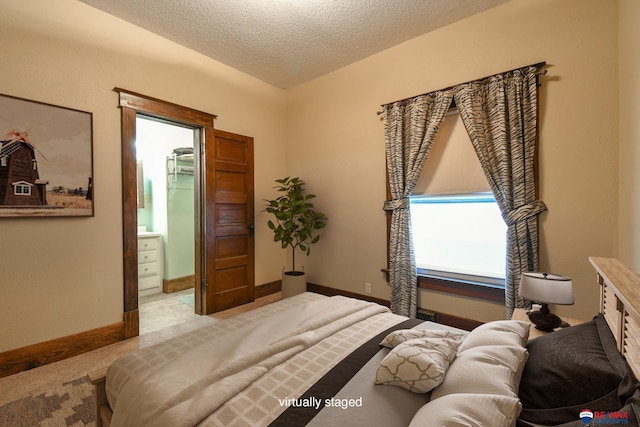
<box><xmin>457</xmin><ymin>320</ymin><xmax>530</xmax><ymax>353</ymax></box>
<box><xmin>409</xmin><ymin>393</ymin><xmax>522</xmax><ymax>427</ymax></box>
<box><xmin>380</xmin><ymin>329</ymin><xmax>465</xmax><ymax>349</ymax></box>
<box><xmin>375</xmin><ymin>336</ymin><xmax>461</xmax><ymax>393</ymax></box>
<box><xmin>430</xmin><ymin>345</ymin><xmax>528</xmax><ymax>400</ymax></box>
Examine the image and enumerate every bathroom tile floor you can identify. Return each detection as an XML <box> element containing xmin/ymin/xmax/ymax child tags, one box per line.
<box><xmin>139</xmin><ymin>288</ymin><xmax>200</xmax><ymax>335</ymax></box>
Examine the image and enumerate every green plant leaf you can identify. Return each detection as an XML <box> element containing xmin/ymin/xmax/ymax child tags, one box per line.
<box><xmin>264</xmin><ymin>177</ymin><xmax>328</xmax><ymax>267</ymax></box>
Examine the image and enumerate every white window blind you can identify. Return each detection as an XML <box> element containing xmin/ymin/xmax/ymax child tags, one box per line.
<box><xmin>413</xmin><ymin>112</ymin><xmax>489</xmax><ymax>196</ymax></box>
<box><xmin>410</xmin><ymin>111</ymin><xmax>505</xmax><ymax>288</ymax></box>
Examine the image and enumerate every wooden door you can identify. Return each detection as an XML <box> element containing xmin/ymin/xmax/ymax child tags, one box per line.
<box><xmin>203</xmin><ymin>128</ymin><xmax>255</xmax><ymax>313</ymax></box>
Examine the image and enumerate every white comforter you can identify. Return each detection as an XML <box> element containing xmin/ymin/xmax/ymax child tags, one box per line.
<box><xmin>107</xmin><ymin>294</ymin><xmax>391</xmax><ymax>427</ymax></box>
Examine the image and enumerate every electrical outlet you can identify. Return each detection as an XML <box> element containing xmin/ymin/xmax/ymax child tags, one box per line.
<box><xmin>365</xmin><ymin>282</ymin><xmax>372</xmax><ymax>294</ymax></box>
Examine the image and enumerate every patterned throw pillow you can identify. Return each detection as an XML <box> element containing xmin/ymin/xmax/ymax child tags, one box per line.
<box><xmin>380</xmin><ymin>329</ymin><xmax>465</xmax><ymax>349</ymax></box>
<box><xmin>375</xmin><ymin>336</ymin><xmax>462</xmax><ymax>393</ymax></box>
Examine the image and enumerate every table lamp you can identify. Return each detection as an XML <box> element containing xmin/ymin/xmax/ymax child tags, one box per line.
<box><xmin>519</xmin><ymin>272</ymin><xmax>574</xmax><ymax>332</ymax></box>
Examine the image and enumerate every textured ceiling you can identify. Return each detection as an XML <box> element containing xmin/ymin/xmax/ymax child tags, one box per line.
<box><xmin>78</xmin><ymin>0</ymin><xmax>509</xmax><ymax>89</ymax></box>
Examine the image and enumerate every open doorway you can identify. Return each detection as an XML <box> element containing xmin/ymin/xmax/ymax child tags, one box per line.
<box><xmin>136</xmin><ymin>116</ymin><xmax>199</xmax><ymax>334</ymax></box>
<box><xmin>117</xmin><ymin>88</ymin><xmax>255</xmax><ymax>339</ymax></box>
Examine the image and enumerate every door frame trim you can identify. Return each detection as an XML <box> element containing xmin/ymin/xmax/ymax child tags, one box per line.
<box><xmin>116</xmin><ymin>88</ymin><xmax>216</xmax><ymax>338</ymax></box>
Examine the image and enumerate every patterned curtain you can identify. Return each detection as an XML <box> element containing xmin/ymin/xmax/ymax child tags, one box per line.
<box><xmin>454</xmin><ymin>66</ymin><xmax>547</xmax><ymax>318</ymax></box>
<box><xmin>383</xmin><ymin>90</ymin><xmax>454</xmax><ymax>317</ymax></box>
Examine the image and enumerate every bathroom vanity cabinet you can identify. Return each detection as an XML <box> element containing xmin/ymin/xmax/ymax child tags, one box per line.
<box><xmin>138</xmin><ymin>233</ymin><xmax>164</xmax><ymax>296</ymax></box>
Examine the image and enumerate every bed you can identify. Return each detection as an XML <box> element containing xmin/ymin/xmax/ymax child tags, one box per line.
<box><xmin>90</xmin><ymin>257</ymin><xmax>640</xmax><ymax>426</ymax></box>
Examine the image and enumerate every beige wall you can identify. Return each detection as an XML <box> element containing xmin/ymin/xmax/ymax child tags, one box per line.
<box><xmin>0</xmin><ymin>0</ymin><xmax>634</xmax><ymax>353</ymax></box>
<box><xmin>287</xmin><ymin>0</ymin><xmax>620</xmax><ymax>322</ymax></box>
<box><xmin>0</xmin><ymin>0</ymin><xmax>287</xmax><ymax>352</ymax></box>
<box><xmin>619</xmin><ymin>0</ymin><xmax>640</xmax><ymax>271</ymax></box>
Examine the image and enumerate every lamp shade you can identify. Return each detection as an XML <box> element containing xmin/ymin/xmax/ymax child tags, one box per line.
<box><xmin>519</xmin><ymin>272</ymin><xmax>574</xmax><ymax>305</ymax></box>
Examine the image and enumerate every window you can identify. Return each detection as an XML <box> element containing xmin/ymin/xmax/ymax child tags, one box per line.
<box><xmin>384</xmin><ymin>113</ymin><xmax>508</xmax><ymax>302</ymax></box>
<box><xmin>409</xmin><ymin>192</ymin><xmax>506</xmax><ymax>288</ymax></box>
<box><xmin>13</xmin><ymin>182</ymin><xmax>32</xmax><ymax>195</ymax></box>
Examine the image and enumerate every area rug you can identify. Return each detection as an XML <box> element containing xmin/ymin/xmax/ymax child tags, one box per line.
<box><xmin>0</xmin><ymin>375</ymin><xmax>95</xmax><ymax>427</ymax></box>
<box><xmin>176</xmin><ymin>292</ymin><xmax>195</xmax><ymax>308</ymax></box>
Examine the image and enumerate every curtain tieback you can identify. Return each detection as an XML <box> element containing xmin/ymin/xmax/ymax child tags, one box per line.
<box><xmin>504</xmin><ymin>200</ymin><xmax>547</xmax><ymax>226</ymax></box>
<box><xmin>383</xmin><ymin>198</ymin><xmax>409</xmax><ymax>211</ymax></box>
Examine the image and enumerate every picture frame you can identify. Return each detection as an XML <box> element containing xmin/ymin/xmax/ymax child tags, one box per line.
<box><xmin>0</xmin><ymin>93</ymin><xmax>93</xmax><ymax>217</ymax></box>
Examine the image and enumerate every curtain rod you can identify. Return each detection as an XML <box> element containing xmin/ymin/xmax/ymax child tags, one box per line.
<box><xmin>376</xmin><ymin>61</ymin><xmax>547</xmax><ymax>116</ymax></box>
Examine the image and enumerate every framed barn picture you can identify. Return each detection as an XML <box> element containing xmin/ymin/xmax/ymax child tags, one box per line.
<box><xmin>0</xmin><ymin>93</ymin><xmax>93</xmax><ymax>217</ymax></box>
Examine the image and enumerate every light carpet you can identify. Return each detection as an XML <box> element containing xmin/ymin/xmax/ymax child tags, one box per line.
<box><xmin>0</xmin><ymin>293</ymin><xmax>279</xmax><ymax>427</ymax></box>
<box><xmin>0</xmin><ymin>317</ymin><xmax>218</xmax><ymax>427</ymax></box>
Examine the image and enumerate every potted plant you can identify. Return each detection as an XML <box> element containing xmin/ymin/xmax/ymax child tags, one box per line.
<box><xmin>264</xmin><ymin>177</ymin><xmax>327</xmax><ymax>297</ymax></box>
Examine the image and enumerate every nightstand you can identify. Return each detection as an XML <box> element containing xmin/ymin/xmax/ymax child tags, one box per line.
<box><xmin>512</xmin><ymin>308</ymin><xmax>584</xmax><ymax>339</ymax></box>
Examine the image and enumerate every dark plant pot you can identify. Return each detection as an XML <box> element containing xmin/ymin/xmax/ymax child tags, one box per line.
<box><xmin>282</xmin><ymin>271</ymin><xmax>306</xmax><ymax>298</ymax></box>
